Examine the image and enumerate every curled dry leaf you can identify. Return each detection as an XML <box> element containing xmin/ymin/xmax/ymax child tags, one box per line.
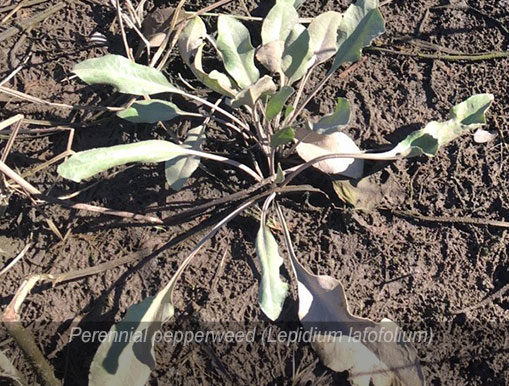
<box><xmin>141</xmin><ymin>6</ymin><xmax>188</xmax><ymax>47</ymax></box>
<box><xmin>295</xmin><ymin>128</ymin><xmax>364</xmax><ymax>178</ymax></box>
<box><xmin>332</xmin><ymin>173</ymin><xmax>404</xmax><ymax>211</ymax></box>
<box><xmin>473</xmin><ymin>128</ymin><xmax>497</xmax><ymax>143</ymax></box>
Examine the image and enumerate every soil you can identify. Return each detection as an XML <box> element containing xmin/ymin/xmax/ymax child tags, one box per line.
<box><xmin>0</xmin><ymin>0</ymin><xmax>508</xmax><ymax>385</ymax></box>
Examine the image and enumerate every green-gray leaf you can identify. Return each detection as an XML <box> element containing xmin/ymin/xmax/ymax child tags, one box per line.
<box><xmin>329</xmin><ymin>0</ymin><xmax>384</xmax><ymax>74</ymax></box>
<box><xmin>309</xmin><ymin>97</ymin><xmax>350</xmax><ymax>135</ymax></box>
<box><xmin>58</xmin><ymin>140</ymin><xmax>187</xmax><ymax>182</ymax></box>
<box><xmin>266</xmin><ymin>86</ymin><xmax>294</xmax><ymax>120</ymax></box>
<box><xmin>217</xmin><ymin>15</ymin><xmax>259</xmax><ymax>89</ymax></box>
<box><xmin>165</xmin><ymin>126</ymin><xmax>206</xmax><ymax>191</ymax></box>
<box><xmin>261</xmin><ymin>2</ymin><xmax>299</xmax><ymax>45</ymax></box>
<box><xmin>449</xmin><ymin>93</ymin><xmax>493</xmax><ymax>125</ymax></box>
<box><xmin>116</xmin><ymin>100</ymin><xmax>187</xmax><ymax>123</ymax></box>
<box><xmin>282</xmin><ymin>24</ymin><xmax>312</xmax><ymax>84</ymax></box>
<box><xmin>307</xmin><ymin>11</ymin><xmax>343</xmax><ymax>65</ymax></box>
<box><xmin>391</xmin><ymin>93</ymin><xmax>494</xmax><ymax>157</ymax></box>
<box><xmin>73</xmin><ymin>54</ymin><xmax>178</xmax><ymax>95</ymax></box>
<box><xmin>89</xmin><ymin>281</ymin><xmax>174</xmax><ymax>386</ymax></box>
<box><xmin>271</xmin><ymin>127</ymin><xmax>295</xmax><ymax>147</ymax></box>
<box><xmin>231</xmin><ymin>75</ymin><xmax>277</xmax><ymax>109</ymax></box>
<box><xmin>255</xmin><ymin>224</ymin><xmax>288</xmax><ymax>320</ymax></box>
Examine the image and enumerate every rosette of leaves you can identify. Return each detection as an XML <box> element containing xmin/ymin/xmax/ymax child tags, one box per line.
<box><xmin>55</xmin><ymin>0</ymin><xmax>495</xmax><ymax>385</ymax></box>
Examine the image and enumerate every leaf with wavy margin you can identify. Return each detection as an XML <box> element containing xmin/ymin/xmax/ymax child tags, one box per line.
<box><xmin>389</xmin><ymin>94</ymin><xmax>494</xmax><ymax>157</ymax></box>
<box><xmin>276</xmin><ymin>205</ymin><xmax>426</xmax><ymax>386</ymax></box>
<box><xmin>231</xmin><ymin>75</ymin><xmax>276</xmax><ymax>109</ymax></box>
<box><xmin>178</xmin><ymin>16</ymin><xmax>237</xmax><ymax>97</ymax></box>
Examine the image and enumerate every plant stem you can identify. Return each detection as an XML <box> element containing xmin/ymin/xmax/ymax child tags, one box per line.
<box><xmin>185</xmin><ymin>148</ymin><xmax>262</xmax><ymax>181</ymax></box>
<box><xmin>288</xmin><ymin>60</ymin><xmax>364</xmax><ymax>126</ymax></box>
<box><xmin>281</xmin><ymin>151</ymin><xmax>403</xmax><ymax>187</ymax></box>
<box><xmin>177</xmin><ymin>90</ymin><xmax>250</xmax><ymax>132</ymax></box>
<box><xmin>2</xmin><ymin>276</ymin><xmax>61</xmax><ymax>386</ymax></box>
<box><xmin>166</xmin><ymin>198</ymin><xmax>258</xmax><ymax>297</ymax></box>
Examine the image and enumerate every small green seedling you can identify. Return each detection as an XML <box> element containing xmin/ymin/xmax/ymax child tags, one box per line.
<box><xmin>57</xmin><ymin>1</ymin><xmax>494</xmax><ymax>385</ymax></box>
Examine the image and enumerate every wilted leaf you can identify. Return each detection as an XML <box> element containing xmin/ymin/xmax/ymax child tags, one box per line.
<box><xmin>217</xmin><ymin>15</ymin><xmax>260</xmax><ymax>89</ymax></box>
<box><xmin>282</xmin><ymin>24</ymin><xmax>313</xmax><ymax>84</ymax></box>
<box><xmin>297</xmin><ymin>273</ymin><xmax>425</xmax><ymax>385</ymax></box>
<box><xmin>89</xmin><ymin>281</ymin><xmax>174</xmax><ymax>386</ymax></box>
<box><xmin>193</xmin><ymin>44</ymin><xmax>238</xmax><ymax>97</ymax></box>
<box><xmin>178</xmin><ymin>15</ymin><xmax>207</xmax><ymax>65</ymax></box>
<box><xmin>266</xmin><ymin>86</ymin><xmax>294</xmax><ymax>120</ymax></box>
<box><xmin>231</xmin><ymin>75</ymin><xmax>277</xmax><ymax>109</ymax></box>
<box><xmin>261</xmin><ymin>2</ymin><xmax>299</xmax><ymax>45</ymax></box>
<box><xmin>271</xmin><ymin>127</ymin><xmax>295</xmax><ymax>147</ymax></box>
<box><xmin>390</xmin><ymin>94</ymin><xmax>494</xmax><ymax>157</ymax></box>
<box><xmin>256</xmin><ymin>40</ymin><xmax>284</xmax><ymax>73</ymax></box>
<box><xmin>332</xmin><ymin>178</ymin><xmax>381</xmax><ymax>211</ymax></box>
<box><xmin>295</xmin><ymin>128</ymin><xmax>364</xmax><ymax>178</ymax></box>
<box><xmin>332</xmin><ymin>173</ymin><xmax>403</xmax><ymax>212</ymax></box>
<box><xmin>165</xmin><ymin>126</ymin><xmax>206</xmax><ymax>191</ymax></box>
<box><xmin>73</xmin><ymin>55</ymin><xmax>178</xmax><ymax>95</ymax></box>
<box><xmin>308</xmin><ymin>97</ymin><xmax>350</xmax><ymax>135</ymax></box>
<box><xmin>255</xmin><ymin>224</ymin><xmax>288</xmax><ymax>320</ymax></box>
<box><xmin>307</xmin><ymin>11</ymin><xmax>343</xmax><ymax>65</ymax></box>
<box><xmin>329</xmin><ymin>0</ymin><xmax>385</xmax><ymax>74</ymax></box>
<box><xmin>116</xmin><ymin>99</ymin><xmax>187</xmax><ymax>123</ymax></box>
<box><xmin>58</xmin><ymin>140</ymin><xmax>187</xmax><ymax>183</ymax></box>
<box><xmin>178</xmin><ymin>17</ymin><xmax>237</xmax><ymax>97</ymax></box>
<box><xmin>276</xmin><ymin>206</ymin><xmax>426</xmax><ymax>386</ymax></box>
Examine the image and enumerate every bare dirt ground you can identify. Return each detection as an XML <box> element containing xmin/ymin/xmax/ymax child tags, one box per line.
<box><xmin>0</xmin><ymin>0</ymin><xmax>508</xmax><ymax>385</ymax></box>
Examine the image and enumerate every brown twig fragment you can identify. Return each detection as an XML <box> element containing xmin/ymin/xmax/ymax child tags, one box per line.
<box><xmin>393</xmin><ymin>210</ymin><xmax>509</xmax><ymax>229</ymax></box>
<box><xmin>0</xmin><ymin>159</ymin><xmax>163</xmax><ymax>224</ymax></box>
<box><xmin>0</xmin><ymin>2</ymin><xmax>67</xmax><ymax>43</ymax></box>
<box><xmin>452</xmin><ymin>283</ymin><xmax>509</xmax><ymax>314</ymax></box>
